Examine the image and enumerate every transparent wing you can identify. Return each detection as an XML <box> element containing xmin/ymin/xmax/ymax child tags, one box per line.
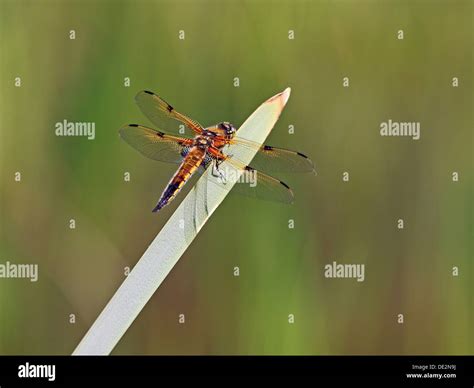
<box><xmin>203</xmin><ymin>151</ymin><xmax>294</xmax><ymax>204</ymax></box>
<box><xmin>220</xmin><ymin>136</ymin><xmax>315</xmax><ymax>173</ymax></box>
<box><xmin>119</xmin><ymin>124</ymin><xmax>193</xmax><ymax>163</ymax></box>
<box><xmin>135</xmin><ymin>90</ymin><xmax>203</xmax><ymax>136</ymax></box>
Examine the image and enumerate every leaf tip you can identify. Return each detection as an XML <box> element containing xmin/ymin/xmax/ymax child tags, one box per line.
<box><xmin>282</xmin><ymin>87</ymin><xmax>291</xmax><ymax>105</ymax></box>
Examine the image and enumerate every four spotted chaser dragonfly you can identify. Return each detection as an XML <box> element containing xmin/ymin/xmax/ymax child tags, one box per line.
<box><xmin>119</xmin><ymin>90</ymin><xmax>314</xmax><ymax>212</ymax></box>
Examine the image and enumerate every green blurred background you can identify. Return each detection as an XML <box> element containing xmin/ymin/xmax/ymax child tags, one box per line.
<box><xmin>0</xmin><ymin>0</ymin><xmax>472</xmax><ymax>355</ymax></box>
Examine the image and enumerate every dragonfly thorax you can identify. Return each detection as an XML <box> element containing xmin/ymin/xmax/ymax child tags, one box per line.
<box><xmin>196</xmin><ymin>136</ymin><xmax>212</xmax><ymax>148</ymax></box>
<box><xmin>202</xmin><ymin>129</ymin><xmax>217</xmax><ymax>138</ymax></box>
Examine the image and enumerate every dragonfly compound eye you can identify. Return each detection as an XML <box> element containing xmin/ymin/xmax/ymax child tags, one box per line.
<box><xmin>219</xmin><ymin>122</ymin><xmax>236</xmax><ymax>136</ymax></box>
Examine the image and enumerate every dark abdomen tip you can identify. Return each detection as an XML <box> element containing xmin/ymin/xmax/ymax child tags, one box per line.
<box><xmin>152</xmin><ymin>202</ymin><xmax>164</xmax><ymax>212</ymax></box>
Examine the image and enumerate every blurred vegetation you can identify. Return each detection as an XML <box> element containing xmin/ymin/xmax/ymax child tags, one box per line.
<box><xmin>0</xmin><ymin>0</ymin><xmax>472</xmax><ymax>354</ymax></box>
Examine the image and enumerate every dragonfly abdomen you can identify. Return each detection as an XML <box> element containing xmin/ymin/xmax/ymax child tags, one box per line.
<box><xmin>153</xmin><ymin>147</ymin><xmax>205</xmax><ymax>212</ymax></box>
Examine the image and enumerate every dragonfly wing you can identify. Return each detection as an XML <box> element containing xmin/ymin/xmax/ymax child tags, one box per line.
<box><xmin>135</xmin><ymin>90</ymin><xmax>203</xmax><ymax>136</ymax></box>
<box><xmin>204</xmin><ymin>156</ymin><xmax>294</xmax><ymax>204</ymax></box>
<box><xmin>225</xmin><ymin>136</ymin><xmax>315</xmax><ymax>173</ymax></box>
<box><xmin>119</xmin><ymin>124</ymin><xmax>193</xmax><ymax>163</ymax></box>
<box><xmin>251</xmin><ymin>145</ymin><xmax>315</xmax><ymax>173</ymax></box>
<box><xmin>230</xmin><ymin>166</ymin><xmax>294</xmax><ymax>204</ymax></box>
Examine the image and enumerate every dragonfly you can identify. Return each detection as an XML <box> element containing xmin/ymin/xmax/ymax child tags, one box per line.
<box><xmin>119</xmin><ymin>90</ymin><xmax>315</xmax><ymax>212</ymax></box>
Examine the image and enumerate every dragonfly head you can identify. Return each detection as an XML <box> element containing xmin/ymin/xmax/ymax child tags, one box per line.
<box><xmin>218</xmin><ymin>122</ymin><xmax>236</xmax><ymax>139</ymax></box>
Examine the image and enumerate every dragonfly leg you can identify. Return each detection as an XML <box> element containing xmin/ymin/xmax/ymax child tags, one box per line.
<box><xmin>211</xmin><ymin>160</ymin><xmax>227</xmax><ymax>184</ymax></box>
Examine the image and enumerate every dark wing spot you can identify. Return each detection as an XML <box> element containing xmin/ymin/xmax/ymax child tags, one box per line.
<box><xmin>129</xmin><ymin>124</ymin><xmax>139</xmax><ymax>127</ymax></box>
<box><xmin>156</xmin><ymin>131</ymin><xmax>165</xmax><ymax>138</ymax></box>
<box><xmin>244</xmin><ymin>166</ymin><xmax>254</xmax><ymax>171</ymax></box>
<box><xmin>280</xmin><ymin>180</ymin><xmax>290</xmax><ymax>189</ymax></box>
<box><xmin>166</xmin><ymin>104</ymin><xmax>174</xmax><ymax>113</ymax></box>
<box><xmin>144</xmin><ymin>90</ymin><xmax>154</xmax><ymax>95</ymax></box>
<box><xmin>297</xmin><ymin>151</ymin><xmax>308</xmax><ymax>158</ymax></box>
<box><xmin>263</xmin><ymin>145</ymin><xmax>273</xmax><ymax>151</ymax></box>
